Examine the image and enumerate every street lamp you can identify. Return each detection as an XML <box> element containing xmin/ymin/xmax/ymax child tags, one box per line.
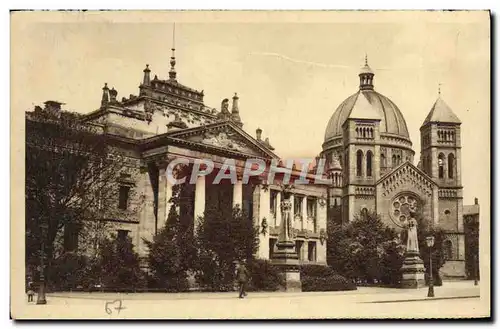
<box><xmin>474</xmin><ymin>254</ymin><xmax>479</xmax><ymax>286</ymax></box>
<box><xmin>36</xmin><ymin>222</ymin><xmax>48</xmax><ymax>305</ymax></box>
<box><xmin>426</xmin><ymin>235</ymin><xmax>435</xmax><ymax>298</ymax></box>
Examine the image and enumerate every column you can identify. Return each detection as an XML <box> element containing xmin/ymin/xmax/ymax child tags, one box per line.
<box><xmin>275</xmin><ymin>190</ymin><xmax>282</xmax><ymax>227</ymax></box>
<box><xmin>290</xmin><ymin>194</ymin><xmax>295</xmax><ymax>230</ymax></box>
<box><xmin>194</xmin><ymin>175</ymin><xmax>205</xmax><ymax>231</ymax></box>
<box><xmin>258</xmin><ymin>185</ymin><xmax>270</xmax><ymax>259</ymax></box>
<box><xmin>233</xmin><ymin>177</ymin><xmax>243</xmax><ymax>209</ymax></box>
<box><xmin>301</xmin><ymin>196</ymin><xmax>307</xmax><ymax>231</ymax></box>
<box><xmin>157</xmin><ymin>167</ymin><xmax>167</xmax><ymax>231</ymax></box>
<box><xmin>164</xmin><ymin>177</ymin><xmax>173</xmax><ymax>225</ymax></box>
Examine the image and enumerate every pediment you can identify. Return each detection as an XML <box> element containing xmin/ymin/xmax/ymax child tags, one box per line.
<box><xmin>167</xmin><ymin>121</ymin><xmax>278</xmax><ymax>159</ymax></box>
<box><xmin>377</xmin><ymin>161</ymin><xmax>437</xmax><ymax>198</ymax></box>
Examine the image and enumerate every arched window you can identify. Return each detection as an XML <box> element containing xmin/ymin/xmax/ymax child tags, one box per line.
<box><xmin>438</xmin><ymin>153</ymin><xmax>445</xmax><ymax>178</ymax></box>
<box><xmin>444</xmin><ymin>240</ymin><xmax>453</xmax><ymax>260</ymax></box>
<box><xmin>381</xmin><ymin>154</ymin><xmax>386</xmax><ymax>169</ymax></box>
<box><xmin>366</xmin><ymin>151</ymin><xmax>373</xmax><ymax>177</ymax></box>
<box><xmin>392</xmin><ymin>154</ymin><xmax>397</xmax><ymax>167</ymax></box>
<box><xmin>448</xmin><ymin>153</ymin><xmax>455</xmax><ymax>179</ymax></box>
<box><xmin>356</xmin><ymin>150</ymin><xmax>363</xmax><ymax>176</ymax></box>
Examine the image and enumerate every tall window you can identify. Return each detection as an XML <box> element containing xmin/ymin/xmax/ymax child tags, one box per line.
<box><xmin>392</xmin><ymin>154</ymin><xmax>397</xmax><ymax>167</ymax></box>
<box><xmin>448</xmin><ymin>153</ymin><xmax>455</xmax><ymax>179</ymax></box>
<box><xmin>438</xmin><ymin>153</ymin><xmax>445</xmax><ymax>179</ymax></box>
<box><xmin>381</xmin><ymin>153</ymin><xmax>386</xmax><ymax>169</ymax></box>
<box><xmin>118</xmin><ymin>185</ymin><xmax>130</xmax><ymax>210</ymax></box>
<box><xmin>356</xmin><ymin>150</ymin><xmax>363</xmax><ymax>176</ymax></box>
<box><xmin>270</xmin><ymin>190</ymin><xmax>278</xmax><ymax>225</ymax></box>
<box><xmin>295</xmin><ymin>240</ymin><xmax>304</xmax><ymax>261</ymax></box>
<box><xmin>366</xmin><ymin>151</ymin><xmax>373</xmax><ymax>177</ymax></box>
<box><xmin>294</xmin><ymin>195</ymin><xmax>303</xmax><ymax>218</ymax></box>
<box><xmin>308</xmin><ymin>241</ymin><xmax>317</xmax><ymax>262</ymax></box>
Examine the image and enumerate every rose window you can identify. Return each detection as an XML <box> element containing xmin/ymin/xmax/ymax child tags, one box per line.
<box><xmin>390</xmin><ymin>195</ymin><xmax>418</xmax><ymax>227</ymax></box>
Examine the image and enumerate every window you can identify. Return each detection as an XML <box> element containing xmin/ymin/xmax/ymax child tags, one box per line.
<box><xmin>295</xmin><ymin>240</ymin><xmax>304</xmax><ymax>261</ymax></box>
<box><xmin>308</xmin><ymin>241</ymin><xmax>317</xmax><ymax>262</ymax></box>
<box><xmin>381</xmin><ymin>153</ymin><xmax>386</xmax><ymax>169</ymax></box>
<box><xmin>438</xmin><ymin>153</ymin><xmax>445</xmax><ymax>179</ymax></box>
<box><xmin>294</xmin><ymin>195</ymin><xmax>303</xmax><ymax>217</ymax></box>
<box><xmin>392</xmin><ymin>154</ymin><xmax>397</xmax><ymax>167</ymax></box>
<box><xmin>64</xmin><ymin>223</ymin><xmax>79</xmax><ymax>251</ymax></box>
<box><xmin>270</xmin><ymin>190</ymin><xmax>278</xmax><ymax>225</ymax></box>
<box><xmin>307</xmin><ymin>198</ymin><xmax>317</xmax><ymax>219</ymax></box>
<box><xmin>366</xmin><ymin>151</ymin><xmax>373</xmax><ymax>177</ymax></box>
<box><xmin>117</xmin><ymin>229</ymin><xmax>129</xmax><ymax>241</ymax></box>
<box><xmin>444</xmin><ymin>240</ymin><xmax>453</xmax><ymax>260</ymax></box>
<box><xmin>448</xmin><ymin>153</ymin><xmax>455</xmax><ymax>179</ymax></box>
<box><xmin>118</xmin><ymin>185</ymin><xmax>130</xmax><ymax>210</ymax></box>
<box><xmin>356</xmin><ymin>150</ymin><xmax>363</xmax><ymax>176</ymax></box>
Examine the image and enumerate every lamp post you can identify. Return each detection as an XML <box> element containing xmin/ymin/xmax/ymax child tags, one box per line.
<box><xmin>36</xmin><ymin>222</ymin><xmax>48</xmax><ymax>305</ymax></box>
<box><xmin>474</xmin><ymin>254</ymin><xmax>479</xmax><ymax>286</ymax></box>
<box><xmin>426</xmin><ymin>235</ymin><xmax>435</xmax><ymax>298</ymax></box>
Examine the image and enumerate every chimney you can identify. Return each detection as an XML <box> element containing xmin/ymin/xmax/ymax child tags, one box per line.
<box><xmin>143</xmin><ymin>64</ymin><xmax>151</xmax><ymax>86</ymax></box>
<box><xmin>256</xmin><ymin>128</ymin><xmax>262</xmax><ymax>141</ymax></box>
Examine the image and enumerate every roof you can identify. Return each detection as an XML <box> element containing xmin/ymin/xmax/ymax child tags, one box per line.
<box><xmin>422</xmin><ymin>97</ymin><xmax>461</xmax><ymax>125</ymax></box>
<box><xmin>324</xmin><ymin>89</ymin><xmax>410</xmax><ymax>141</ymax></box>
<box><xmin>348</xmin><ymin>92</ymin><xmax>382</xmax><ymax>120</ymax></box>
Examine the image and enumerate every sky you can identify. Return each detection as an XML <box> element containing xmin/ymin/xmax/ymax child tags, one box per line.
<box><xmin>11</xmin><ymin>11</ymin><xmax>490</xmax><ymax>207</ymax></box>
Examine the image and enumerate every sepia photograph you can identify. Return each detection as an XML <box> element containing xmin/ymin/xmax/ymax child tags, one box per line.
<box><xmin>10</xmin><ymin>10</ymin><xmax>491</xmax><ymax>320</ymax></box>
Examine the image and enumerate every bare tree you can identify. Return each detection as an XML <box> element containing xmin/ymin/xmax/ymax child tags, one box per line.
<box><xmin>25</xmin><ymin>104</ymin><xmax>143</xmax><ymax>283</ymax></box>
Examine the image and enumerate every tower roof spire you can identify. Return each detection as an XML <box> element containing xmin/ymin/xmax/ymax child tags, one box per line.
<box><xmin>169</xmin><ymin>23</ymin><xmax>177</xmax><ymax>81</ymax></box>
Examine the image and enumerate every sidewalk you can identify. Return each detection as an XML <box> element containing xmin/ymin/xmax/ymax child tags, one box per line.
<box><xmin>46</xmin><ymin>280</ymin><xmax>480</xmax><ymax>303</ymax></box>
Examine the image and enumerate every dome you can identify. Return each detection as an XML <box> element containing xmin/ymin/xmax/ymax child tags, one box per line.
<box><xmin>324</xmin><ymin>89</ymin><xmax>410</xmax><ymax>142</ymax></box>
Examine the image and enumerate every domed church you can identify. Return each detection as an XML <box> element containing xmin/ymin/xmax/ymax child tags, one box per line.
<box><xmin>321</xmin><ymin>57</ymin><xmax>479</xmax><ymax>278</ymax></box>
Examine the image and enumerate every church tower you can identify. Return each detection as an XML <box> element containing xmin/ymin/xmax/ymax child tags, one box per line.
<box><xmin>420</xmin><ymin>89</ymin><xmax>465</xmax><ymax>275</ymax></box>
<box><xmin>342</xmin><ymin>57</ymin><xmax>382</xmax><ymax>222</ymax></box>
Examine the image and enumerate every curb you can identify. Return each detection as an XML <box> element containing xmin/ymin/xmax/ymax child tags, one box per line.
<box><xmin>364</xmin><ymin>295</ymin><xmax>480</xmax><ymax>304</ymax></box>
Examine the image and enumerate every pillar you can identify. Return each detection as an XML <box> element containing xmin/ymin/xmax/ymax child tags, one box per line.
<box><xmin>194</xmin><ymin>175</ymin><xmax>205</xmax><ymax>231</ymax></box>
<box><xmin>275</xmin><ymin>190</ymin><xmax>282</xmax><ymax>227</ymax></box>
<box><xmin>258</xmin><ymin>185</ymin><xmax>270</xmax><ymax>259</ymax></box>
<box><xmin>233</xmin><ymin>177</ymin><xmax>243</xmax><ymax>209</ymax></box>
<box><xmin>301</xmin><ymin>196</ymin><xmax>307</xmax><ymax>231</ymax></box>
<box><xmin>164</xmin><ymin>177</ymin><xmax>173</xmax><ymax>225</ymax></box>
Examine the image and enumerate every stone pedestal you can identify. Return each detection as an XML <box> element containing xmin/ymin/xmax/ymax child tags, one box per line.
<box><xmin>273</xmin><ymin>240</ymin><xmax>302</xmax><ymax>292</ymax></box>
<box><xmin>400</xmin><ymin>250</ymin><xmax>425</xmax><ymax>288</ymax></box>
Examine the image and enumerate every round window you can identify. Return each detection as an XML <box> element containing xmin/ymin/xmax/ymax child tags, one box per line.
<box><xmin>391</xmin><ymin>194</ymin><xmax>419</xmax><ymax>227</ymax></box>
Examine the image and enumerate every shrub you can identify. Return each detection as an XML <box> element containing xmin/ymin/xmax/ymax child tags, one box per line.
<box><xmin>247</xmin><ymin>259</ymin><xmax>283</xmax><ymax>292</ymax></box>
<box><xmin>47</xmin><ymin>252</ymin><xmax>88</xmax><ymax>291</ymax></box>
<box><xmin>302</xmin><ymin>274</ymin><xmax>357</xmax><ymax>292</ymax></box>
<box><xmin>300</xmin><ymin>264</ymin><xmax>336</xmax><ymax>278</ymax></box>
<box><xmin>299</xmin><ymin>264</ymin><xmax>357</xmax><ymax>292</ymax></box>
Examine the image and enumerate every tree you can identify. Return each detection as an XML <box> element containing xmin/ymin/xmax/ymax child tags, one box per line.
<box><xmin>327</xmin><ymin>210</ymin><xmax>404</xmax><ymax>285</ymax></box>
<box><xmin>25</xmin><ymin>105</ymin><xmax>142</xmax><ymax>284</ymax></box>
<box><xmin>96</xmin><ymin>234</ymin><xmax>146</xmax><ymax>291</ymax></box>
<box><xmin>193</xmin><ymin>205</ymin><xmax>259</xmax><ymax>291</ymax></box>
<box><xmin>144</xmin><ymin>184</ymin><xmax>195</xmax><ymax>292</ymax></box>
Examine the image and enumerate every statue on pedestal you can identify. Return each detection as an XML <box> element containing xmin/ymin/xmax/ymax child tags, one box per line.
<box><xmin>406</xmin><ymin>214</ymin><xmax>419</xmax><ymax>253</ymax></box>
<box><xmin>400</xmin><ymin>211</ymin><xmax>425</xmax><ymax>288</ymax></box>
<box><xmin>272</xmin><ymin>193</ymin><xmax>302</xmax><ymax>292</ymax></box>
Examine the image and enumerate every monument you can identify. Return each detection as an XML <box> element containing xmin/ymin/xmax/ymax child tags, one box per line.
<box><xmin>400</xmin><ymin>211</ymin><xmax>425</xmax><ymax>288</ymax></box>
<box><xmin>272</xmin><ymin>192</ymin><xmax>302</xmax><ymax>292</ymax></box>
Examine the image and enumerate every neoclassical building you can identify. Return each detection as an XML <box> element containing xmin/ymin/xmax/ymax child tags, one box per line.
<box><xmin>40</xmin><ymin>49</ymin><xmax>331</xmax><ymax>266</ymax></box>
<box><xmin>321</xmin><ymin>58</ymin><xmax>479</xmax><ymax>278</ymax></box>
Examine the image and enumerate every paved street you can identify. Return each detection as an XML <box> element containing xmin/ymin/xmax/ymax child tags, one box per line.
<box><xmin>14</xmin><ymin>281</ymin><xmax>488</xmax><ymax>319</ymax></box>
